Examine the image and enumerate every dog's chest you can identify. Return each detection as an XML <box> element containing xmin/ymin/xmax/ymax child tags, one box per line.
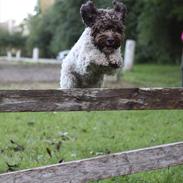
<box><xmin>73</xmin><ymin>64</ymin><xmax>103</xmax><ymax>88</ymax></box>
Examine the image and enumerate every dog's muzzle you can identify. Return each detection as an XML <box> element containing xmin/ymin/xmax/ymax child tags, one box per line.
<box><xmin>109</xmin><ymin>62</ymin><xmax>121</xmax><ymax>69</ymax></box>
<box><xmin>106</xmin><ymin>38</ymin><xmax>115</xmax><ymax>47</ymax></box>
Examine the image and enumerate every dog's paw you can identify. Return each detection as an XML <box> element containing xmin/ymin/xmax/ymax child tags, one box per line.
<box><xmin>108</xmin><ymin>54</ymin><xmax>123</xmax><ymax>68</ymax></box>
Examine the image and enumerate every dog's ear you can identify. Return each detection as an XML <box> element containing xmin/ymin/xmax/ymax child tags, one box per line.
<box><xmin>113</xmin><ymin>0</ymin><xmax>127</xmax><ymax>22</ymax></box>
<box><xmin>80</xmin><ymin>1</ymin><xmax>98</xmax><ymax>27</ymax></box>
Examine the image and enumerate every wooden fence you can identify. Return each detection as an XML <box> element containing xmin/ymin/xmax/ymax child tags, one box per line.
<box><xmin>0</xmin><ymin>88</ymin><xmax>183</xmax><ymax>183</ymax></box>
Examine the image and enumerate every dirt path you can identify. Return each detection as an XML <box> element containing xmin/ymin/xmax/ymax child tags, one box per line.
<box><xmin>0</xmin><ymin>60</ymin><xmax>136</xmax><ymax>89</ymax></box>
<box><xmin>0</xmin><ymin>60</ymin><xmax>60</xmax><ymax>89</ymax></box>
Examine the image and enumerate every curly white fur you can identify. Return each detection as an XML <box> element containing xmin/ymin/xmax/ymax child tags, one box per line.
<box><xmin>60</xmin><ymin>28</ymin><xmax>123</xmax><ymax>89</ymax></box>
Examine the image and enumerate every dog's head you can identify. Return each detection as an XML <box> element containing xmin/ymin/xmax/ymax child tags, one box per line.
<box><xmin>80</xmin><ymin>0</ymin><xmax>127</xmax><ymax>55</ymax></box>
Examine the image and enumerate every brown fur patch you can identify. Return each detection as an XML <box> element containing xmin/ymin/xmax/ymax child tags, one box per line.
<box><xmin>91</xmin><ymin>9</ymin><xmax>125</xmax><ymax>55</ymax></box>
<box><xmin>80</xmin><ymin>1</ymin><xmax>127</xmax><ymax>55</ymax></box>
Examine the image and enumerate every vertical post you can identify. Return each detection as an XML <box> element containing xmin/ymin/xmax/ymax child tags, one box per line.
<box><xmin>123</xmin><ymin>40</ymin><xmax>136</xmax><ymax>71</ymax></box>
<box><xmin>7</xmin><ymin>51</ymin><xmax>12</xmax><ymax>61</ymax></box>
<box><xmin>32</xmin><ymin>48</ymin><xmax>39</xmax><ymax>62</ymax></box>
<box><xmin>16</xmin><ymin>50</ymin><xmax>21</xmax><ymax>61</ymax></box>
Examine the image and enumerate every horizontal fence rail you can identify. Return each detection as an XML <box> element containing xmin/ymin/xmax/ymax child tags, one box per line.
<box><xmin>0</xmin><ymin>142</ymin><xmax>183</xmax><ymax>183</ymax></box>
<box><xmin>0</xmin><ymin>88</ymin><xmax>183</xmax><ymax>112</ymax></box>
<box><xmin>0</xmin><ymin>88</ymin><xmax>183</xmax><ymax>182</ymax></box>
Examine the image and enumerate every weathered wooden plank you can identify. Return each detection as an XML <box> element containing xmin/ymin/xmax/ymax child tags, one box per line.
<box><xmin>0</xmin><ymin>142</ymin><xmax>183</xmax><ymax>183</ymax></box>
<box><xmin>0</xmin><ymin>88</ymin><xmax>183</xmax><ymax>112</ymax></box>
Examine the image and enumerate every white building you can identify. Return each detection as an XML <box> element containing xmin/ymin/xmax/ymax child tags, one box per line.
<box><xmin>0</xmin><ymin>20</ymin><xmax>20</xmax><ymax>33</ymax></box>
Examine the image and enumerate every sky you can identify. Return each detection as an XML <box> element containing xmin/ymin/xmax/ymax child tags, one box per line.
<box><xmin>0</xmin><ymin>0</ymin><xmax>37</xmax><ymax>24</ymax></box>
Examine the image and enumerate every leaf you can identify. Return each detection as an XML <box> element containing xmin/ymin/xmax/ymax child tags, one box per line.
<box><xmin>6</xmin><ymin>162</ymin><xmax>19</xmax><ymax>172</ymax></box>
<box><xmin>10</xmin><ymin>140</ymin><xmax>25</xmax><ymax>152</ymax></box>
<box><xmin>58</xmin><ymin>159</ymin><xmax>64</xmax><ymax>164</ymax></box>
<box><xmin>81</xmin><ymin>129</ymin><xmax>88</xmax><ymax>133</ymax></box>
<box><xmin>27</xmin><ymin>121</ymin><xmax>35</xmax><ymax>126</ymax></box>
<box><xmin>56</xmin><ymin>141</ymin><xmax>62</xmax><ymax>151</ymax></box>
<box><xmin>46</xmin><ymin>147</ymin><xmax>52</xmax><ymax>158</ymax></box>
<box><xmin>58</xmin><ymin>132</ymin><xmax>71</xmax><ymax>141</ymax></box>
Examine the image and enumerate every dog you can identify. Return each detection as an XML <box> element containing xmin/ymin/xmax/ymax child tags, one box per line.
<box><xmin>60</xmin><ymin>0</ymin><xmax>127</xmax><ymax>89</ymax></box>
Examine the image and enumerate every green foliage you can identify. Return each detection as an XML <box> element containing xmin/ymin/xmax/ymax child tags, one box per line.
<box><xmin>123</xmin><ymin>64</ymin><xmax>181</xmax><ymax>87</ymax></box>
<box><xmin>137</xmin><ymin>0</ymin><xmax>183</xmax><ymax>64</ymax></box>
<box><xmin>0</xmin><ymin>28</ymin><xmax>26</xmax><ymax>55</ymax></box>
<box><xmin>48</xmin><ymin>0</ymin><xmax>85</xmax><ymax>54</ymax></box>
<box><xmin>26</xmin><ymin>0</ymin><xmax>85</xmax><ymax>57</ymax></box>
<box><xmin>0</xmin><ymin>29</ymin><xmax>9</xmax><ymax>55</ymax></box>
<box><xmin>26</xmin><ymin>14</ymin><xmax>53</xmax><ymax>57</ymax></box>
<box><xmin>8</xmin><ymin>32</ymin><xmax>26</xmax><ymax>49</ymax></box>
<box><xmin>0</xmin><ymin>110</ymin><xmax>183</xmax><ymax>183</ymax></box>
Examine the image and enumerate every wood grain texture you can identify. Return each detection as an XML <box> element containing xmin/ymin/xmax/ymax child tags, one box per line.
<box><xmin>0</xmin><ymin>88</ymin><xmax>183</xmax><ymax>112</ymax></box>
<box><xmin>0</xmin><ymin>142</ymin><xmax>183</xmax><ymax>183</ymax></box>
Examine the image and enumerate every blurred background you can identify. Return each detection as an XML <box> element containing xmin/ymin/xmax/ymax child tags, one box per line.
<box><xmin>0</xmin><ymin>1</ymin><xmax>183</xmax><ymax>182</ymax></box>
<box><xmin>0</xmin><ymin>0</ymin><xmax>183</xmax><ymax>89</ymax></box>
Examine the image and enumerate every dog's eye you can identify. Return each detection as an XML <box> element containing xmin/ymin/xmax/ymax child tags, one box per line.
<box><xmin>99</xmin><ymin>35</ymin><xmax>106</xmax><ymax>41</ymax></box>
<box><xmin>98</xmin><ymin>34</ymin><xmax>107</xmax><ymax>39</ymax></box>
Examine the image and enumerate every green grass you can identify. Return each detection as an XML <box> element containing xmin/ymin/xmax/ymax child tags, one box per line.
<box><xmin>0</xmin><ymin>111</ymin><xmax>183</xmax><ymax>182</ymax></box>
<box><xmin>123</xmin><ymin>64</ymin><xmax>181</xmax><ymax>87</ymax></box>
<box><xmin>0</xmin><ymin>64</ymin><xmax>183</xmax><ymax>182</ymax></box>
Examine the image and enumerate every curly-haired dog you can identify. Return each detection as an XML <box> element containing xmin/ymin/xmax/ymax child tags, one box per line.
<box><xmin>60</xmin><ymin>0</ymin><xmax>127</xmax><ymax>89</ymax></box>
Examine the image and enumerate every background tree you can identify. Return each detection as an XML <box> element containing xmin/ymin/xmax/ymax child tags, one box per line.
<box><xmin>0</xmin><ymin>28</ymin><xmax>26</xmax><ymax>56</ymax></box>
<box><xmin>137</xmin><ymin>0</ymin><xmax>183</xmax><ymax>63</ymax></box>
<box><xmin>0</xmin><ymin>29</ymin><xmax>9</xmax><ymax>55</ymax></box>
<box><xmin>26</xmin><ymin>14</ymin><xmax>53</xmax><ymax>57</ymax></box>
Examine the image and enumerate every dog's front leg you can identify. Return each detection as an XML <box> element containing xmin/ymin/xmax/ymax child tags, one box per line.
<box><xmin>109</xmin><ymin>49</ymin><xmax>124</xmax><ymax>68</ymax></box>
<box><xmin>60</xmin><ymin>70</ymin><xmax>78</xmax><ymax>89</ymax></box>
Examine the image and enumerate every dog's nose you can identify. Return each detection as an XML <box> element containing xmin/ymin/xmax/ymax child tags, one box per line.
<box><xmin>106</xmin><ymin>38</ymin><xmax>115</xmax><ymax>46</ymax></box>
<box><xmin>109</xmin><ymin>63</ymin><xmax>120</xmax><ymax>69</ymax></box>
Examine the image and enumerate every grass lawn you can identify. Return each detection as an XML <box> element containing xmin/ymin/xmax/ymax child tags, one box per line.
<box><xmin>0</xmin><ymin>64</ymin><xmax>183</xmax><ymax>183</ymax></box>
<box><xmin>123</xmin><ymin>64</ymin><xmax>181</xmax><ymax>87</ymax></box>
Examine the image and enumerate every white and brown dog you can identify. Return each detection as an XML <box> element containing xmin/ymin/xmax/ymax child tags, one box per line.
<box><xmin>60</xmin><ymin>0</ymin><xmax>127</xmax><ymax>89</ymax></box>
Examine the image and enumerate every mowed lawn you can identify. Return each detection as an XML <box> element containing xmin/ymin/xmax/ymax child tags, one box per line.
<box><xmin>123</xmin><ymin>64</ymin><xmax>181</xmax><ymax>87</ymax></box>
<box><xmin>0</xmin><ymin>64</ymin><xmax>183</xmax><ymax>183</ymax></box>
